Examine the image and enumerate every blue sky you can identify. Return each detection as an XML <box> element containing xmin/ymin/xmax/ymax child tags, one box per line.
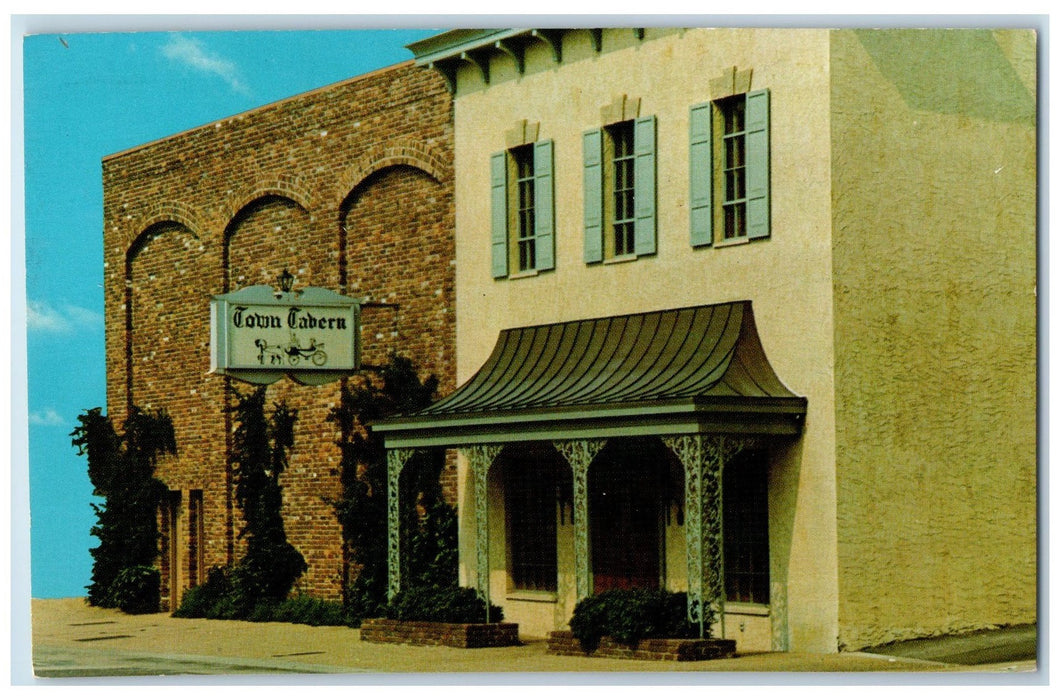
<box><xmin>20</xmin><ymin>24</ymin><xmax>437</xmax><ymax>599</ymax></box>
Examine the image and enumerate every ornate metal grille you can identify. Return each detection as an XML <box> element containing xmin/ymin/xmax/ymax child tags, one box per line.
<box><xmin>464</xmin><ymin>445</ymin><xmax>503</xmax><ymax>621</ymax></box>
<box><xmin>386</xmin><ymin>448</ymin><xmax>416</xmax><ymax>600</ymax></box>
<box><xmin>553</xmin><ymin>439</ymin><xmax>606</xmax><ymax>601</ymax></box>
<box><xmin>663</xmin><ymin>435</ymin><xmax>755</xmax><ymax>638</ymax></box>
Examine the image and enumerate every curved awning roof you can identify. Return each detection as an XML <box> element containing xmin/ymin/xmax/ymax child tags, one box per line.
<box><xmin>374</xmin><ymin>301</ymin><xmax>806</xmax><ymax>447</ymax></box>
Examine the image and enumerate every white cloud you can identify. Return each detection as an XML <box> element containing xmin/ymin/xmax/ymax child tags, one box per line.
<box><xmin>29</xmin><ymin>408</ymin><xmax>66</xmax><ymax>427</ymax></box>
<box><xmin>27</xmin><ymin>300</ymin><xmax>103</xmax><ymax>334</ymax></box>
<box><xmin>161</xmin><ymin>34</ymin><xmax>250</xmax><ymax>96</ymax></box>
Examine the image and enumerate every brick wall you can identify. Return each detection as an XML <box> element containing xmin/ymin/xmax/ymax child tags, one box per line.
<box><xmin>102</xmin><ymin>61</ymin><xmax>455</xmax><ymax>608</ymax></box>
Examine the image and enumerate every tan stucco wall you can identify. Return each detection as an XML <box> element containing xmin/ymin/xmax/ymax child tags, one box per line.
<box><xmin>829</xmin><ymin>29</ymin><xmax>1038</xmax><ymax>650</ymax></box>
<box><xmin>451</xmin><ymin>28</ymin><xmax>841</xmax><ymax>652</ymax></box>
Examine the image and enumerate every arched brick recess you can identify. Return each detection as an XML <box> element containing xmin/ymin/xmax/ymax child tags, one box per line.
<box><xmin>224</xmin><ymin>193</ymin><xmax>344</xmax><ymax>597</ymax></box>
<box><xmin>341</xmin><ymin>162</ymin><xmax>457</xmax><ymax>507</ymax></box>
<box><xmin>125</xmin><ymin>220</ymin><xmax>228</xmax><ymax>604</ymax></box>
<box><xmin>220</xmin><ymin>174</ymin><xmax>315</xmax><ymax>228</ymax></box>
<box><xmin>341</xmin><ymin>163</ymin><xmax>456</xmax><ymax>386</ymax></box>
<box><xmin>125</xmin><ymin>201</ymin><xmax>210</xmax><ymax>257</ymax></box>
<box><xmin>125</xmin><ymin>221</ymin><xmax>210</xmax><ymax>413</ymax></box>
<box><xmin>334</xmin><ymin>137</ymin><xmax>452</xmax><ymax>204</ymax></box>
<box><xmin>222</xmin><ymin>194</ymin><xmax>325</xmax><ymax>293</ymax></box>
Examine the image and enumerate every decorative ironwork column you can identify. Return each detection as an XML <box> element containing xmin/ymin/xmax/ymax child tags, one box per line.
<box><xmin>770</xmin><ymin>581</ymin><xmax>789</xmax><ymax>651</ymax></box>
<box><xmin>464</xmin><ymin>445</ymin><xmax>503</xmax><ymax>622</ymax></box>
<box><xmin>663</xmin><ymin>435</ymin><xmax>754</xmax><ymax>639</ymax></box>
<box><xmin>554</xmin><ymin>439</ymin><xmax>606</xmax><ymax>601</ymax></box>
<box><xmin>386</xmin><ymin>447</ymin><xmax>417</xmax><ymax>600</ymax></box>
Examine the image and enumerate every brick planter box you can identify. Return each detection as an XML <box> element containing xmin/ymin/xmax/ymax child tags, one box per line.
<box><xmin>546</xmin><ymin>630</ymin><xmax>736</xmax><ymax>661</ymax></box>
<box><xmin>361</xmin><ymin>619</ymin><xmax>520</xmax><ymax>648</ymax></box>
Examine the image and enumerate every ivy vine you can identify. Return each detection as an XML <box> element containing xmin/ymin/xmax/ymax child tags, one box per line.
<box><xmin>71</xmin><ymin>406</ymin><xmax>175</xmax><ymax>611</ymax></box>
<box><xmin>328</xmin><ymin>354</ymin><xmax>456</xmax><ymax>622</ymax></box>
<box><xmin>228</xmin><ymin>388</ymin><xmax>307</xmax><ymax>609</ymax></box>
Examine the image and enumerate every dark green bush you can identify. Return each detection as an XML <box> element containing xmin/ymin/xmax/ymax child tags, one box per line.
<box><xmin>174</xmin><ymin>566</ymin><xmax>237</xmax><ymax>619</ymax></box>
<box><xmin>568</xmin><ymin>589</ymin><xmax>704</xmax><ymax>651</ymax></box>
<box><xmin>266</xmin><ymin>597</ymin><xmax>353</xmax><ymax>627</ymax></box>
<box><xmin>385</xmin><ymin>585</ymin><xmax>503</xmax><ymax>624</ymax></box>
<box><xmin>342</xmin><ymin>571</ymin><xmax>388</xmax><ymax>627</ymax></box>
<box><xmin>175</xmin><ymin>566</ymin><xmax>354</xmax><ymax>627</ymax></box>
<box><xmin>108</xmin><ymin>565</ymin><xmax>161</xmax><ymax>614</ymax></box>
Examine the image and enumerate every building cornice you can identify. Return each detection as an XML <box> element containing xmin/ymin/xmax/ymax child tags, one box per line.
<box><xmin>407</xmin><ymin>28</ymin><xmax>647</xmax><ymax>93</ymax></box>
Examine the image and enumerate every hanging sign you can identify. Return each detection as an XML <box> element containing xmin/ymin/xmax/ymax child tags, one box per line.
<box><xmin>210</xmin><ymin>284</ymin><xmax>361</xmax><ymax>386</ymax></box>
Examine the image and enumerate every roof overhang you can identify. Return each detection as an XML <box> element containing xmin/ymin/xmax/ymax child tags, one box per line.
<box><xmin>407</xmin><ymin>29</ymin><xmax>533</xmax><ymax>66</ymax></box>
<box><xmin>407</xmin><ymin>29</ymin><xmax>645</xmax><ymax>93</ymax></box>
<box><xmin>374</xmin><ymin>301</ymin><xmax>807</xmax><ymax>449</ymax></box>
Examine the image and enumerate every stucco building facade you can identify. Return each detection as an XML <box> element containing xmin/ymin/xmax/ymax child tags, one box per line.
<box><xmin>376</xmin><ymin>28</ymin><xmax>1037</xmax><ymax>653</ymax></box>
<box><xmin>102</xmin><ymin>61</ymin><xmax>456</xmax><ymax>610</ymax></box>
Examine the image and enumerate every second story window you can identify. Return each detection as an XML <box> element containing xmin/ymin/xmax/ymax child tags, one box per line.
<box><xmin>607</xmin><ymin>120</ymin><xmax>636</xmax><ymax>256</ymax></box>
<box><xmin>583</xmin><ymin>114</ymin><xmax>656</xmax><ymax>263</ymax></box>
<box><xmin>718</xmin><ymin>95</ymin><xmax>747</xmax><ymax>240</ymax></box>
<box><xmin>491</xmin><ymin>138</ymin><xmax>555</xmax><ymax>279</ymax></box>
<box><xmin>513</xmin><ymin>144</ymin><xmax>537</xmax><ymax>271</ymax></box>
<box><xmin>690</xmin><ymin>88</ymin><xmax>770</xmax><ymax>247</ymax></box>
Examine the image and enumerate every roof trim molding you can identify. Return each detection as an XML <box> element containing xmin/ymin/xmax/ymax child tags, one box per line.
<box><xmin>407</xmin><ymin>29</ymin><xmax>531</xmax><ymax>65</ymax></box>
<box><xmin>407</xmin><ymin>28</ymin><xmax>648</xmax><ymax>94</ymax></box>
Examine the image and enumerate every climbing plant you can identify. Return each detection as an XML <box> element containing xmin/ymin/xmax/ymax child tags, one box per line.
<box><xmin>328</xmin><ymin>354</ymin><xmax>455</xmax><ymax>622</ymax></box>
<box><xmin>71</xmin><ymin>406</ymin><xmax>175</xmax><ymax>610</ymax></box>
<box><xmin>228</xmin><ymin>387</ymin><xmax>307</xmax><ymax>610</ymax></box>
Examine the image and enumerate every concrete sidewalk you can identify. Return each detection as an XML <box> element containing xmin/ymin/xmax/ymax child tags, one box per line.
<box><xmin>27</xmin><ymin>598</ymin><xmax>1039</xmax><ymax>679</ymax></box>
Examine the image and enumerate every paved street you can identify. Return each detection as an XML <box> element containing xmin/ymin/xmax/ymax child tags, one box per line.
<box><xmin>25</xmin><ymin>598</ymin><xmax>1039</xmax><ymax>681</ymax></box>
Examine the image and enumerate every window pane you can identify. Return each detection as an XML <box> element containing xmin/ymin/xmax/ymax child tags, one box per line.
<box><xmin>717</xmin><ymin>97</ymin><xmax>748</xmax><ymax>239</ymax></box>
<box><xmin>608</xmin><ymin>121</ymin><xmax>636</xmax><ymax>256</ymax></box>
<box><xmin>507</xmin><ymin>459</ymin><xmax>558</xmax><ymax>591</ymax></box>
<box><xmin>512</xmin><ymin>144</ymin><xmax>536</xmax><ymax>271</ymax></box>
<box><xmin>723</xmin><ymin>451</ymin><xmax>769</xmax><ymax>604</ymax></box>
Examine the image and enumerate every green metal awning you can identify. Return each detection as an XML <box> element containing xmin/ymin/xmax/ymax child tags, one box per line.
<box><xmin>374</xmin><ymin>301</ymin><xmax>807</xmax><ymax>447</ymax></box>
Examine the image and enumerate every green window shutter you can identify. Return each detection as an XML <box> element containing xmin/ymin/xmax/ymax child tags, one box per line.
<box><xmin>583</xmin><ymin>129</ymin><xmax>604</xmax><ymax>264</ymax></box>
<box><xmin>633</xmin><ymin>115</ymin><xmax>657</xmax><ymax>256</ymax></box>
<box><xmin>534</xmin><ymin>139</ymin><xmax>555</xmax><ymax>271</ymax></box>
<box><xmin>745</xmin><ymin>89</ymin><xmax>770</xmax><ymax>240</ymax></box>
<box><xmin>490</xmin><ymin>151</ymin><xmax>509</xmax><ymax>278</ymax></box>
<box><xmin>689</xmin><ymin>102</ymin><xmax>713</xmax><ymax>247</ymax></box>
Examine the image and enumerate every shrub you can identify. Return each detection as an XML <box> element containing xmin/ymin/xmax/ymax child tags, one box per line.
<box><xmin>267</xmin><ymin>597</ymin><xmax>353</xmax><ymax>627</ymax></box>
<box><xmin>108</xmin><ymin>565</ymin><xmax>161</xmax><ymax>614</ymax></box>
<box><xmin>175</xmin><ymin>566</ymin><xmax>354</xmax><ymax>627</ymax></box>
<box><xmin>385</xmin><ymin>585</ymin><xmax>503</xmax><ymax>624</ymax></box>
<box><xmin>568</xmin><ymin>589</ymin><xmax>704</xmax><ymax>651</ymax></box>
<box><xmin>174</xmin><ymin>566</ymin><xmax>236</xmax><ymax>619</ymax></box>
<box><xmin>173</xmin><ymin>565</ymin><xmax>277</xmax><ymax>621</ymax></box>
<box><xmin>342</xmin><ymin>571</ymin><xmax>388</xmax><ymax>627</ymax></box>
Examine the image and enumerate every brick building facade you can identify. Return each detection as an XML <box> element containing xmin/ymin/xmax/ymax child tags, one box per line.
<box><xmin>102</xmin><ymin>61</ymin><xmax>455</xmax><ymax>610</ymax></box>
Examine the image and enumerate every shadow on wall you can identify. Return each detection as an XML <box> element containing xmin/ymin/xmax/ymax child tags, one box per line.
<box><xmin>855</xmin><ymin>29</ymin><xmax>1035</xmax><ymax>125</ymax></box>
<box><xmin>767</xmin><ymin>434</ymin><xmax>805</xmax><ymax>652</ymax></box>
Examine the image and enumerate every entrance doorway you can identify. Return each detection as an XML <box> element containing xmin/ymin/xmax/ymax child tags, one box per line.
<box><xmin>589</xmin><ymin>439</ymin><xmax>668</xmax><ymax>593</ymax></box>
<box><xmin>163</xmin><ymin>490</ymin><xmax>182</xmax><ymax>611</ymax></box>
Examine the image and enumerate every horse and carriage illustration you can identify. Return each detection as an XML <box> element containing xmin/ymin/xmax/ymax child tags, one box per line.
<box><xmin>255</xmin><ymin>334</ymin><xmax>327</xmax><ymax>367</ymax></box>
